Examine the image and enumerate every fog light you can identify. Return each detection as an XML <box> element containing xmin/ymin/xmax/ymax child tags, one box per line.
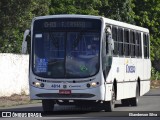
<box><xmin>87</xmin><ymin>83</ymin><xmax>90</xmax><ymax>88</ymax></box>
<box><xmin>91</xmin><ymin>82</ymin><xmax>97</xmax><ymax>87</ymax></box>
<box><xmin>40</xmin><ymin>83</ymin><xmax>44</xmax><ymax>87</ymax></box>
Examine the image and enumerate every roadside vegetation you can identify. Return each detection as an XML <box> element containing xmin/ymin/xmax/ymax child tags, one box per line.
<box><xmin>151</xmin><ymin>80</ymin><xmax>160</xmax><ymax>89</ymax></box>
<box><xmin>151</xmin><ymin>67</ymin><xmax>160</xmax><ymax>89</ymax></box>
<box><xmin>0</xmin><ymin>94</ymin><xmax>41</xmax><ymax>108</ymax></box>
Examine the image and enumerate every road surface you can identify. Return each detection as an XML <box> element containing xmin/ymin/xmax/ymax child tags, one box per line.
<box><xmin>0</xmin><ymin>88</ymin><xmax>160</xmax><ymax>119</ymax></box>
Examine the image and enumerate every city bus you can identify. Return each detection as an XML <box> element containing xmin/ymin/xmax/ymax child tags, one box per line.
<box><xmin>22</xmin><ymin>14</ymin><xmax>151</xmax><ymax>112</ymax></box>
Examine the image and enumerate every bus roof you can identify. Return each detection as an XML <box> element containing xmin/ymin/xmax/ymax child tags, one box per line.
<box><xmin>33</xmin><ymin>14</ymin><xmax>149</xmax><ymax>33</ymax></box>
<box><xmin>103</xmin><ymin>17</ymin><xmax>149</xmax><ymax>33</ymax></box>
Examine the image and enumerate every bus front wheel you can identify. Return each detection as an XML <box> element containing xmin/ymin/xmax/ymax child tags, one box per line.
<box><xmin>42</xmin><ymin>99</ymin><xmax>55</xmax><ymax>112</ymax></box>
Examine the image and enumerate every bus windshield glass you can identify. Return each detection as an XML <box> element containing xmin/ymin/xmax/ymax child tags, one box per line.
<box><xmin>32</xmin><ymin>18</ymin><xmax>101</xmax><ymax>78</ymax></box>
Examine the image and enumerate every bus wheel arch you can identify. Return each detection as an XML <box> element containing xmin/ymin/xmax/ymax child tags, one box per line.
<box><xmin>129</xmin><ymin>81</ymin><xmax>139</xmax><ymax>106</ymax></box>
<box><xmin>129</xmin><ymin>78</ymin><xmax>140</xmax><ymax>106</ymax></box>
<box><xmin>137</xmin><ymin>77</ymin><xmax>141</xmax><ymax>96</ymax></box>
<box><xmin>104</xmin><ymin>81</ymin><xmax>116</xmax><ymax>112</ymax></box>
<box><xmin>113</xmin><ymin>79</ymin><xmax>117</xmax><ymax>100</ymax></box>
<box><xmin>103</xmin><ymin>79</ymin><xmax>117</xmax><ymax>112</ymax></box>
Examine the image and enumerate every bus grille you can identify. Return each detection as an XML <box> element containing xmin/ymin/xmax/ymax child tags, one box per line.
<box><xmin>36</xmin><ymin>93</ymin><xmax>95</xmax><ymax>98</ymax></box>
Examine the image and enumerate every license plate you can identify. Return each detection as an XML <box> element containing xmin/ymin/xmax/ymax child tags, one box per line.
<box><xmin>59</xmin><ymin>90</ymin><xmax>71</xmax><ymax>95</ymax></box>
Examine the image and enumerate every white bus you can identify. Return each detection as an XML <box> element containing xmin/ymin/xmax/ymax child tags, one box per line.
<box><xmin>22</xmin><ymin>14</ymin><xmax>151</xmax><ymax>112</ymax></box>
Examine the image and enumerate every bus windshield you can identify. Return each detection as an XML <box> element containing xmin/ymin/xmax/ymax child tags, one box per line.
<box><xmin>32</xmin><ymin>18</ymin><xmax>101</xmax><ymax>78</ymax></box>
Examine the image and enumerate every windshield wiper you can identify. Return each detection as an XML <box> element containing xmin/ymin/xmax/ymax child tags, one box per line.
<box><xmin>51</xmin><ymin>34</ymin><xmax>59</xmax><ymax>48</ymax></box>
<box><xmin>72</xmin><ymin>31</ymin><xmax>85</xmax><ymax>49</ymax></box>
<box><xmin>50</xmin><ymin>33</ymin><xmax>61</xmax><ymax>57</ymax></box>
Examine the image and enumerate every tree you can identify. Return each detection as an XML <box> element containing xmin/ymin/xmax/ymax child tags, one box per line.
<box><xmin>97</xmin><ymin>0</ymin><xmax>135</xmax><ymax>24</ymax></box>
<box><xmin>0</xmin><ymin>0</ymin><xmax>32</xmax><ymax>53</ymax></box>
<box><xmin>50</xmin><ymin>0</ymin><xmax>100</xmax><ymax>15</ymax></box>
<box><xmin>133</xmin><ymin>0</ymin><xmax>160</xmax><ymax>71</ymax></box>
<box><xmin>0</xmin><ymin>0</ymin><xmax>50</xmax><ymax>53</ymax></box>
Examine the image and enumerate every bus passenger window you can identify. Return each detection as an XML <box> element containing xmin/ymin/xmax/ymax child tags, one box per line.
<box><xmin>143</xmin><ymin>34</ymin><xmax>147</xmax><ymax>59</ymax></box>
<box><xmin>118</xmin><ymin>28</ymin><xmax>123</xmax><ymax>56</ymax></box>
<box><xmin>112</xmin><ymin>26</ymin><xmax>118</xmax><ymax>56</ymax></box>
<box><xmin>124</xmin><ymin>29</ymin><xmax>129</xmax><ymax>56</ymax></box>
<box><xmin>147</xmin><ymin>34</ymin><xmax>149</xmax><ymax>58</ymax></box>
<box><xmin>130</xmin><ymin>30</ymin><xmax>135</xmax><ymax>57</ymax></box>
<box><xmin>135</xmin><ymin>32</ymin><xmax>139</xmax><ymax>57</ymax></box>
<box><xmin>138</xmin><ymin>33</ymin><xmax>142</xmax><ymax>57</ymax></box>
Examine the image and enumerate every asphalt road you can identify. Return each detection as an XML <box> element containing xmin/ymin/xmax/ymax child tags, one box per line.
<box><xmin>0</xmin><ymin>88</ymin><xmax>160</xmax><ymax>119</ymax></box>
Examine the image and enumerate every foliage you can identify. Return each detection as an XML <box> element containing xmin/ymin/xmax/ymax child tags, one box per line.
<box><xmin>151</xmin><ymin>67</ymin><xmax>160</xmax><ymax>80</ymax></box>
<box><xmin>0</xmin><ymin>0</ymin><xmax>31</xmax><ymax>53</ymax></box>
<box><xmin>0</xmin><ymin>0</ymin><xmax>160</xmax><ymax>74</ymax></box>
<box><xmin>98</xmin><ymin>0</ymin><xmax>135</xmax><ymax>23</ymax></box>
<box><xmin>133</xmin><ymin>0</ymin><xmax>160</xmax><ymax>71</ymax></box>
<box><xmin>50</xmin><ymin>0</ymin><xmax>100</xmax><ymax>15</ymax></box>
<box><xmin>0</xmin><ymin>0</ymin><xmax>50</xmax><ymax>53</ymax></box>
<box><xmin>0</xmin><ymin>0</ymin><xmax>135</xmax><ymax>53</ymax></box>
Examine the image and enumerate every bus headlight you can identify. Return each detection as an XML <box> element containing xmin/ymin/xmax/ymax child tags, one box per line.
<box><xmin>33</xmin><ymin>82</ymin><xmax>45</xmax><ymax>88</ymax></box>
<box><xmin>35</xmin><ymin>82</ymin><xmax>41</xmax><ymax>87</ymax></box>
<box><xmin>86</xmin><ymin>82</ymin><xmax>98</xmax><ymax>88</ymax></box>
<box><xmin>91</xmin><ymin>82</ymin><xmax>97</xmax><ymax>87</ymax></box>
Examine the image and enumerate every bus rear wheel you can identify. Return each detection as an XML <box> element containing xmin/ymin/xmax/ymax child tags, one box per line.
<box><xmin>42</xmin><ymin>99</ymin><xmax>55</xmax><ymax>112</ymax></box>
<box><xmin>104</xmin><ymin>86</ymin><xmax>115</xmax><ymax>112</ymax></box>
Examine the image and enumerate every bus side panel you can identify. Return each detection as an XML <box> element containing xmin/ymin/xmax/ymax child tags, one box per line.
<box><xmin>104</xmin><ymin>83</ymin><xmax>113</xmax><ymax>101</ymax></box>
<box><xmin>117</xmin><ymin>57</ymin><xmax>125</xmax><ymax>100</ymax></box>
<box><xmin>123</xmin><ymin>58</ymin><xmax>138</xmax><ymax>99</ymax></box>
<box><xmin>137</xmin><ymin>58</ymin><xmax>144</xmax><ymax>97</ymax></box>
<box><xmin>141</xmin><ymin>59</ymin><xmax>151</xmax><ymax>96</ymax></box>
<box><xmin>106</xmin><ymin>57</ymin><xmax>125</xmax><ymax>100</ymax></box>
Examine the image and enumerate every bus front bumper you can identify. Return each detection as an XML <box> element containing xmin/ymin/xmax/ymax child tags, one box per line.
<box><xmin>29</xmin><ymin>85</ymin><xmax>105</xmax><ymax>101</ymax></box>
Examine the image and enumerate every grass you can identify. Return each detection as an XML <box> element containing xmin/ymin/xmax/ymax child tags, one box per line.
<box><xmin>0</xmin><ymin>94</ymin><xmax>41</xmax><ymax>108</ymax></box>
<box><xmin>151</xmin><ymin>79</ymin><xmax>160</xmax><ymax>89</ymax></box>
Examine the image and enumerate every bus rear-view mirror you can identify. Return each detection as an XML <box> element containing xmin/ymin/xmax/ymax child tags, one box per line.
<box><xmin>21</xmin><ymin>29</ymin><xmax>30</xmax><ymax>54</ymax></box>
<box><xmin>108</xmin><ymin>37</ymin><xmax>114</xmax><ymax>51</ymax></box>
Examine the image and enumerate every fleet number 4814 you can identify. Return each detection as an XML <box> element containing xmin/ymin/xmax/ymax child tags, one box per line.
<box><xmin>51</xmin><ymin>84</ymin><xmax>60</xmax><ymax>88</ymax></box>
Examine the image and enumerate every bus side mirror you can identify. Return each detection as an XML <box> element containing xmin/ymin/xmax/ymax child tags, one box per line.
<box><xmin>108</xmin><ymin>36</ymin><xmax>114</xmax><ymax>51</ymax></box>
<box><xmin>21</xmin><ymin>29</ymin><xmax>30</xmax><ymax>54</ymax></box>
<box><xmin>105</xmin><ymin>25</ymin><xmax>114</xmax><ymax>51</ymax></box>
<box><xmin>105</xmin><ymin>26</ymin><xmax>111</xmax><ymax>36</ymax></box>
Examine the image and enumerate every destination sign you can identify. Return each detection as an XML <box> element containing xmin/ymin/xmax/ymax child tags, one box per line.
<box><xmin>44</xmin><ymin>21</ymin><xmax>87</xmax><ymax>28</ymax></box>
<box><xmin>33</xmin><ymin>18</ymin><xmax>101</xmax><ymax>31</ymax></box>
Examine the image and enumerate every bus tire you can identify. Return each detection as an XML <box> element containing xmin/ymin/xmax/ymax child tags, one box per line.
<box><xmin>121</xmin><ymin>99</ymin><xmax>130</xmax><ymax>106</ymax></box>
<box><xmin>104</xmin><ymin>86</ymin><xmax>115</xmax><ymax>112</ymax></box>
<box><xmin>129</xmin><ymin>83</ymin><xmax>139</xmax><ymax>106</ymax></box>
<box><xmin>42</xmin><ymin>99</ymin><xmax>55</xmax><ymax>112</ymax></box>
